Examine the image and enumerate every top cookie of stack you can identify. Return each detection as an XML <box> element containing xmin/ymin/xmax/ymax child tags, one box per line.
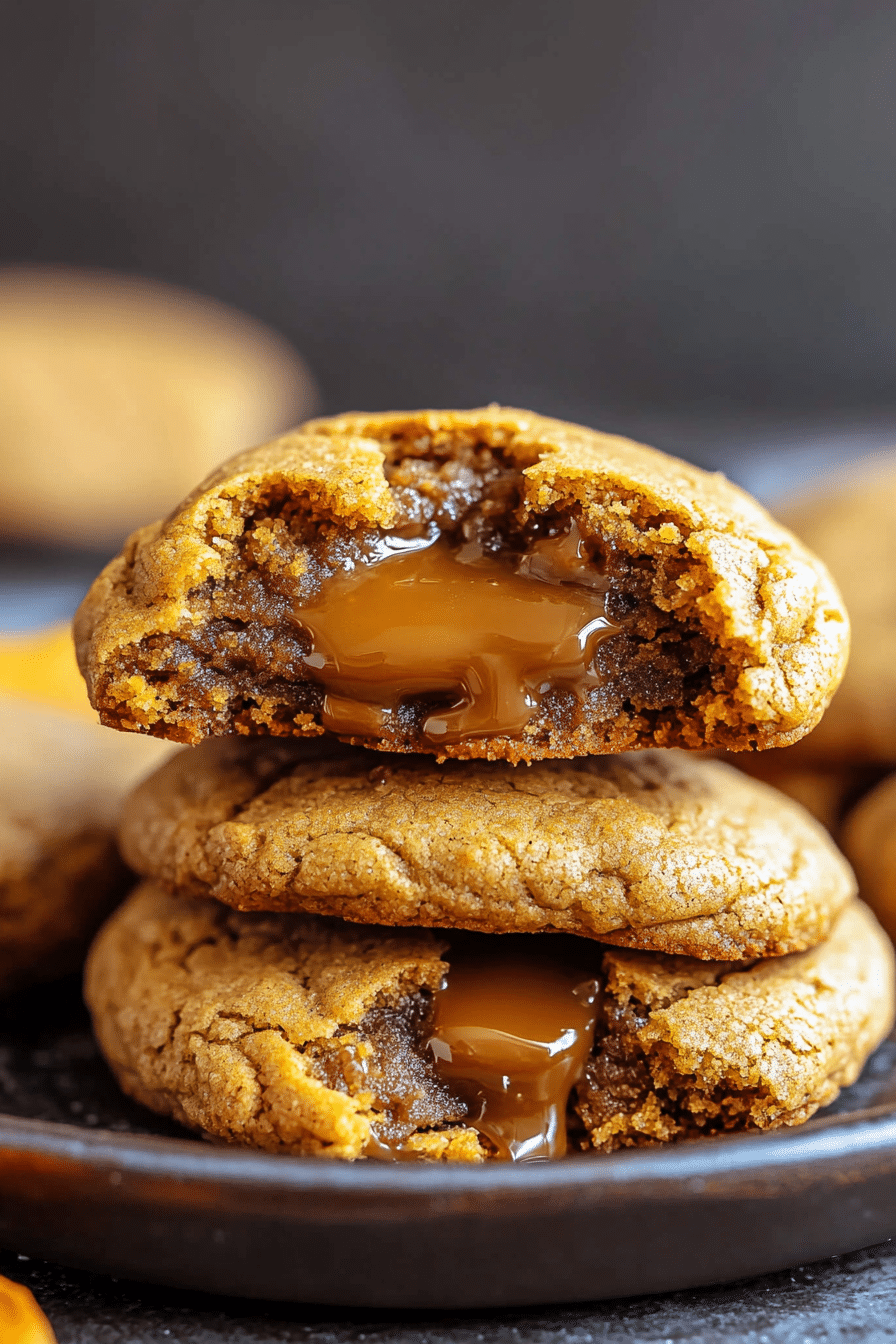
<box><xmin>78</xmin><ymin>408</ymin><xmax>891</xmax><ymax>1164</ymax></box>
<box><xmin>74</xmin><ymin>406</ymin><xmax>847</xmax><ymax>760</ymax></box>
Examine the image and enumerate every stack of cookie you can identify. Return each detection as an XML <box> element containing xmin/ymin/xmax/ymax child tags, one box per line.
<box><xmin>75</xmin><ymin>408</ymin><xmax>894</xmax><ymax>1161</ymax></box>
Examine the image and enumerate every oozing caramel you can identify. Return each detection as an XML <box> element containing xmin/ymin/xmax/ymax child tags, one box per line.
<box><xmin>427</xmin><ymin>942</ymin><xmax>598</xmax><ymax>1161</ymax></box>
<box><xmin>293</xmin><ymin>521</ymin><xmax>620</xmax><ymax>745</ymax></box>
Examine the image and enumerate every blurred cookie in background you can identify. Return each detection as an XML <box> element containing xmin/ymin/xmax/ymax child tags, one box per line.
<box><xmin>0</xmin><ymin>267</ymin><xmax>317</xmax><ymax>547</ymax></box>
<box><xmin>774</xmin><ymin>452</ymin><xmax>896</xmax><ymax>766</ymax></box>
<box><xmin>723</xmin><ymin>451</ymin><xmax>896</xmax><ymax>829</ymax></box>
<box><xmin>728</xmin><ymin>750</ymin><xmax>883</xmax><ymax>836</ymax></box>
<box><xmin>0</xmin><ymin>693</ymin><xmax>173</xmax><ymax>995</ymax></box>
<box><xmin>843</xmin><ymin>773</ymin><xmax>896</xmax><ymax>943</ymax></box>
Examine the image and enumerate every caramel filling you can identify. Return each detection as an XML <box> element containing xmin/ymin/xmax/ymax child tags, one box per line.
<box><xmin>293</xmin><ymin>522</ymin><xmax>620</xmax><ymax>744</ymax></box>
<box><xmin>427</xmin><ymin>944</ymin><xmax>598</xmax><ymax>1161</ymax></box>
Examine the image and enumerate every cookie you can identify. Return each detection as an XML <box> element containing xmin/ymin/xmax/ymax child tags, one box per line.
<box><xmin>579</xmin><ymin>898</ymin><xmax>893</xmax><ymax>1150</ymax></box>
<box><xmin>725</xmin><ymin>748</ymin><xmax>877</xmax><ymax>835</ymax></box>
<box><xmin>0</xmin><ymin>267</ymin><xmax>316</xmax><ymax>547</ymax></box>
<box><xmin>776</xmin><ymin>453</ymin><xmax>896</xmax><ymax>764</ymax></box>
<box><xmin>85</xmin><ymin>880</ymin><xmax>485</xmax><ymax>1161</ymax></box>
<box><xmin>118</xmin><ymin>737</ymin><xmax>855</xmax><ymax>961</ymax></box>
<box><xmin>74</xmin><ymin>406</ymin><xmax>847</xmax><ymax>761</ymax></box>
<box><xmin>84</xmin><ymin>885</ymin><xmax>893</xmax><ymax>1159</ymax></box>
<box><xmin>0</xmin><ymin>694</ymin><xmax>172</xmax><ymax>994</ymax></box>
<box><xmin>842</xmin><ymin>772</ymin><xmax>896</xmax><ymax>941</ymax></box>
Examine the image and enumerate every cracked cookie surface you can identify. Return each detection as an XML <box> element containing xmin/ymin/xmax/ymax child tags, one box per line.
<box><xmin>85</xmin><ymin>887</ymin><xmax>893</xmax><ymax>1158</ymax></box>
<box><xmin>119</xmin><ymin>737</ymin><xmax>855</xmax><ymax>960</ymax></box>
<box><xmin>74</xmin><ymin>406</ymin><xmax>848</xmax><ymax>761</ymax></box>
<box><xmin>85</xmin><ymin>880</ymin><xmax>484</xmax><ymax>1160</ymax></box>
<box><xmin>578</xmin><ymin>898</ymin><xmax>894</xmax><ymax>1149</ymax></box>
<box><xmin>0</xmin><ymin>694</ymin><xmax>172</xmax><ymax>993</ymax></box>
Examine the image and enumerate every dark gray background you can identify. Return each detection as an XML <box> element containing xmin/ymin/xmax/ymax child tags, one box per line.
<box><xmin>3</xmin><ymin>0</ymin><xmax>896</xmax><ymax>447</ymax></box>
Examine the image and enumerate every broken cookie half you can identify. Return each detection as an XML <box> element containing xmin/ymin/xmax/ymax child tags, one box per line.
<box><xmin>85</xmin><ymin>886</ymin><xmax>894</xmax><ymax>1160</ymax></box>
<box><xmin>74</xmin><ymin>407</ymin><xmax>848</xmax><ymax>762</ymax></box>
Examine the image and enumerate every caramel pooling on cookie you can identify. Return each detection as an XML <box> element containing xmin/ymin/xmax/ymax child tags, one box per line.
<box><xmin>427</xmin><ymin>945</ymin><xmax>598</xmax><ymax>1160</ymax></box>
<box><xmin>295</xmin><ymin>521</ymin><xmax>619</xmax><ymax>745</ymax></box>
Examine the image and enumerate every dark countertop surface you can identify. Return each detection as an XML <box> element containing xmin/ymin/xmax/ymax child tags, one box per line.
<box><xmin>5</xmin><ymin>1241</ymin><xmax>896</xmax><ymax>1344</ymax></box>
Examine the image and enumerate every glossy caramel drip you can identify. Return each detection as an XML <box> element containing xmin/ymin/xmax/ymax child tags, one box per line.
<box><xmin>293</xmin><ymin>521</ymin><xmax>619</xmax><ymax>744</ymax></box>
<box><xmin>362</xmin><ymin>1133</ymin><xmax>429</xmax><ymax>1162</ymax></box>
<box><xmin>427</xmin><ymin>945</ymin><xmax>598</xmax><ymax>1162</ymax></box>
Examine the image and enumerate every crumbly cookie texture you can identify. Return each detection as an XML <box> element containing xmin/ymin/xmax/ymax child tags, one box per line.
<box><xmin>843</xmin><ymin>772</ymin><xmax>896</xmax><ymax>942</ymax></box>
<box><xmin>775</xmin><ymin>453</ymin><xmax>896</xmax><ymax>764</ymax></box>
<box><xmin>85</xmin><ymin>881</ymin><xmax>485</xmax><ymax>1160</ymax></box>
<box><xmin>0</xmin><ymin>695</ymin><xmax>172</xmax><ymax>994</ymax></box>
<box><xmin>74</xmin><ymin>406</ymin><xmax>848</xmax><ymax>762</ymax></box>
<box><xmin>86</xmin><ymin>888</ymin><xmax>892</xmax><ymax>1158</ymax></box>
<box><xmin>578</xmin><ymin>899</ymin><xmax>894</xmax><ymax>1149</ymax></box>
<box><xmin>118</xmin><ymin>738</ymin><xmax>856</xmax><ymax>961</ymax></box>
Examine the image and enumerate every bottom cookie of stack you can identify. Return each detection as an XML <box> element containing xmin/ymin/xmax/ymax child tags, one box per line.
<box><xmin>85</xmin><ymin>884</ymin><xmax>893</xmax><ymax>1161</ymax></box>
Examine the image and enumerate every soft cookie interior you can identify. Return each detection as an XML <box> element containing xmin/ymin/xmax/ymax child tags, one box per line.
<box><xmin>187</xmin><ymin>447</ymin><xmax>718</xmax><ymax>753</ymax></box>
<box><xmin>75</xmin><ymin>410</ymin><xmax>846</xmax><ymax>760</ymax></box>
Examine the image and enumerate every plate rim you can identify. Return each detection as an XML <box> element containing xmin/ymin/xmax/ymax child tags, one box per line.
<box><xmin>2</xmin><ymin>1097</ymin><xmax>896</xmax><ymax>1202</ymax></box>
<box><xmin>5</xmin><ymin>1099</ymin><xmax>896</xmax><ymax>1305</ymax></box>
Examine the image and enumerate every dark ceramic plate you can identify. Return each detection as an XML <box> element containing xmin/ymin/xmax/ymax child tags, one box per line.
<box><xmin>1</xmin><ymin>978</ymin><xmax>896</xmax><ymax>1308</ymax></box>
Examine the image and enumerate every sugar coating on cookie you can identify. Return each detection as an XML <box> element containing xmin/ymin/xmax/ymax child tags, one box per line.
<box><xmin>726</xmin><ymin>746</ymin><xmax>875</xmax><ymax>835</ymax></box>
<box><xmin>0</xmin><ymin>694</ymin><xmax>172</xmax><ymax>994</ymax></box>
<box><xmin>118</xmin><ymin>737</ymin><xmax>856</xmax><ymax>961</ymax></box>
<box><xmin>85</xmin><ymin>887</ymin><xmax>893</xmax><ymax>1159</ymax></box>
<box><xmin>85</xmin><ymin>880</ymin><xmax>485</xmax><ymax>1160</ymax></box>
<box><xmin>74</xmin><ymin>407</ymin><xmax>848</xmax><ymax>761</ymax></box>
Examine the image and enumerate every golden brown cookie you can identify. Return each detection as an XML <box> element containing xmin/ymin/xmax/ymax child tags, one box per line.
<box><xmin>118</xmin><ymin>737</ymin><xmax>855</xmax><ymax>960</ymax></box>
<box><xmin>776</xmin><ymin>452</ymin><xmax>896</xmax><ymax>764</ymax></box>
<box><xmin>85</xmin><ymin>885</ymin><xmax>892</xmax><ymax>1159</ymax></box>
<box><xmin>579</xmin><ymin>898</ymin><xmax>893</xmax><ymax>1150</ymax></box>
<box><xmin>85</xmin><ymin>880</ymin><xmax>486</xmax><ymax>1161</ymax></box>
<box><xmin>842</xmin><ymin>771</ymin><xmax>896</xmax><ymax>942</ymax></box>
<box><xmin>0</xmin><ymin>267</ymin><xmax>316</xmax><ymax>547</ymax></box>
<box><xmin>0</xmin><ymin>694</ymin><xmax>173</xmax><ymax>994</ymax></box>
<box><xmin>74</xmin><ymin>407</ymin><xmax>847</xmax><ymax>760</ymax></box>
